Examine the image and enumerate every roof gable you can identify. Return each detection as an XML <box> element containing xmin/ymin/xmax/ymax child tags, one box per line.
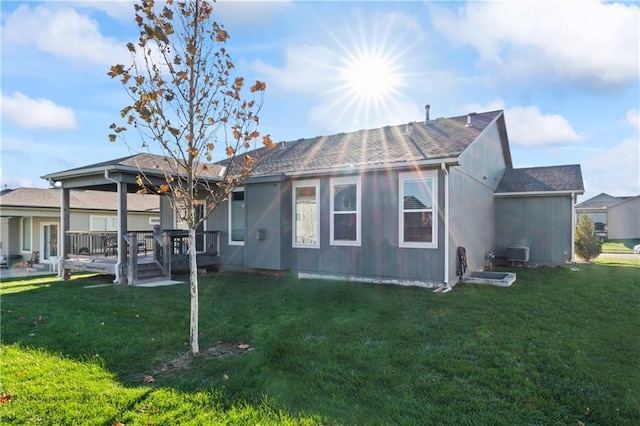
<box><xmin>496</xmin><ymin>165</ymin><xmax>584</xmax><ymax>194</ymax></box>
<box><xmin>0</xmin><ymin>188</ymin><xmax>159</xmax><ymax>212</ymax></box>
<box><xmin>575</xmin><ymin>192</ymin><xmax>628</xmax><ymax>209</ymax></box>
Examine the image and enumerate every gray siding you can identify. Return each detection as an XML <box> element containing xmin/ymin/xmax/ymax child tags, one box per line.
<box><xmin>245</xmin><ymin>182</ymin><xmax>290</xmax><ymax>270</ymax></box>
<box><xmin>448</xmin><ymin>167</ymin><xmax>497</xmax><ymax>281</ymax></box>
<box><xmin>495</xmin><ymin>196</ymin><xmax>573</xmax><ymax>266</ymax></box>
<box><xmin>292</xmin><ymin>169</ymin><xmax>445</xmax><ymax>284</ymax></box>
<box><xmin>448</xmin><ymin>118</ymin><xmax>507</xmax><ymax>281</ymax></box>
<box><xmin>160</xmin><ymin>197</ymin><xmax>174</xmax><ymax>229</ymax></box>
<box><xmin>607</xmin><ymin>197</ymin><xmax>640</xmax><ymax>239</ymax></box>
<box><xmin>207</xmin><ymin>198</ymin><xmax>244</xmax><ymax>269</ymax></box>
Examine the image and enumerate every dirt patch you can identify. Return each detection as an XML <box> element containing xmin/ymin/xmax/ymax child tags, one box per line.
<box><xmin>152</xmin><ymin>342</ymin><xmax>252</xmax><ymax>377</ymax></box>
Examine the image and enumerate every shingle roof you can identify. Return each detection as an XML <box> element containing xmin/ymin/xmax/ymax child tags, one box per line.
<box><xmin>0</xmin><ymin>188</ymin><xmax>159</xmax><ymax>212</ymax></box>
<box><xmin>250</xmin><ymin>110</ymin><xmax>503</xmax><ymax>176</ymax></box>
<box><xmin>575</xmin><ymin>193</ymin><xmax>628</xmax><ymax>209</ymax></box>
<box><xmin>42</xmin><ymin>152</ymin><xmax>224</xmax><ymax>180</ymax></box>
<box><xmin>496</xmin><ymin>165</ymin><xmax>584</xmax><ymax>193</ymax></box>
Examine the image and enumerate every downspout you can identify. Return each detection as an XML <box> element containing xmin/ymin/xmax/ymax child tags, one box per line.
<box><xmin>441</xmin><ymin>163</ymin><xmax>450</xmax><ymax>287</ymax></box>
<box><xmin>570</xmin><ymin>192</ymin><xmax>576</xmax><ymax>262</ymax></box>
<box><xmin>104</xmin><ymin>170</ymin><xmax>121</xmax><ymax>284</ymax></box>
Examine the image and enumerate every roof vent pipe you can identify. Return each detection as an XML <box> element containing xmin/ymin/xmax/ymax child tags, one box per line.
<box><xmin>425</xmin><ymin>104</ymin><xmax>430</xmax><ymax>123</ymax></box>
<box><xmin>466</xmin><ymin>114</ymin><xmax>471</xmax><ymax>127</ymax></box>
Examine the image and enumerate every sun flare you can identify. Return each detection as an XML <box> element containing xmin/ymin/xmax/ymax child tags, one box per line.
<box><xmin>341</xmin><ymin>51</ymin><xmax>401</xmax><ymax>102</ymax></box>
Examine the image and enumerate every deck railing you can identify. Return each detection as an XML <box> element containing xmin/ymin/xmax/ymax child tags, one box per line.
<box><xmin>65</xmin><ymin>229</ymin><xmax>220</xmax><ymax>259</ymax></box>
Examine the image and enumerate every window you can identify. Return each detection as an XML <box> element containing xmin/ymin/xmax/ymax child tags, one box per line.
<box><xmin>293</xmin><ymin>180</ymin><xmax>319</xmax><ymax>248</ymax></box>
<box><xmin>399</xmin><ymin>171</ymin><xmax>437</xmax><ymax>248</ymax></box>
<box><xmin>149</xmin><ymin>217</ymin><xmax>160</xmax><ymax>226</ymax></box>
<box><xmin>90</xmin><ymin>215</ymin><xmax>118</xmax><ymax>232</ymax></box>
<box><xmin>330</xmin><ymin>176</ymin><xmax>360</xmax><ymax>246</ymax></box>
<box><xmin>21</xmin><ymin>217</ymin><xmax>31</xmax><ymax>251</ymax></box>
<box><xmin>228</xmin><ymin>189</ymin><xmax>245</xmax><ymax>245</ymax></box>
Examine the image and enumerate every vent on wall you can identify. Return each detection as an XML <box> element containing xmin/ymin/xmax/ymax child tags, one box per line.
<box><xmin>507</xmin><ymin>245</ymin><xmax>530</xmax><ymax>262</ymax></box>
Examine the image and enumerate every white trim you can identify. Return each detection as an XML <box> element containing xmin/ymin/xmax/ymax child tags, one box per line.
<box><xmin>399</xmin><ymin>170</ymin><xmax>438</xmax><ymax>249</ymax></box>
<box><xmin>40</xmin><ymin>221</ymin><xmax>59</xmax><ymax>262</ymax></box>
<box><xmin>495</xmin><ymin>190</ymin><xmax>584</xmax><ymax>197</ymax></box>
<box><xmin>21</xmin><ymin>217</ymin><xmax>32</xmax><ymax>252</ymax></box>
<box><xmin>285</xmin><ymin>157</ymin><xmax>460</xmax><ymax>177</ymax></box>
<box><xmin>228</xmin><ymin>188</ymin><xmax>245</xmax><ymax>246</ymax></box>
<box><xmin>330</xmin><ymin>175</ymin><xmax>361</xmax><ymax>246</ymax></box>
<box><xmin>292</xmin><ymin>179</ymin><xmax>320</xmax><ymax>249</ymax></box>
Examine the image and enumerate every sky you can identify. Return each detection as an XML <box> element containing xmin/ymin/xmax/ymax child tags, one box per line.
<box><xmin>1</xmin><ymin>0</ymin><xmax>639</xmax><ymax>202</ymax></box>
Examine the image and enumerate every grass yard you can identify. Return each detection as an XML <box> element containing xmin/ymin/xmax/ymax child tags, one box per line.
<box><xmin>1</xmin><ymin>261</ymin><xmax>639</xmax><ymax>425</ymax></box>
<box><xmin>601</xmin><ymin>238</ymin><xmax>640</xmax><ymax>254</ymax></box>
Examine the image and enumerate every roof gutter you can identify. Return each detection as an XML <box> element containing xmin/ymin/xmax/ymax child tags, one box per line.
<box><xmin>495</xmin><ymin>190</ymin><xmax>584</xmax><ymax>197</ymax></box>
<box><xmin>284</xmin><ymin>157</ymin><xmax>460</xmax><ymax>177</ymax></box>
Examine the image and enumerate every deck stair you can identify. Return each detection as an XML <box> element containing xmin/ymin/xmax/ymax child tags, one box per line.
<box><xmin>134</xmin><ymin>261</ymin><xmax>168</xmax><ymax>283</ymax></box>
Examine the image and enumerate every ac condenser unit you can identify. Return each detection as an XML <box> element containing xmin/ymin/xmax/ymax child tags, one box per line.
<box><xmin>507</xmin><ymin>245</ymin><xmax>530</xmax><ymax>262</ymax></box>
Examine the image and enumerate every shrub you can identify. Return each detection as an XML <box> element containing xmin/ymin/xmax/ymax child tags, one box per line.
<box><xmin>575</xmin><ymin>214</ymin><xmax>602</xmax><ymax>261</ymax></box>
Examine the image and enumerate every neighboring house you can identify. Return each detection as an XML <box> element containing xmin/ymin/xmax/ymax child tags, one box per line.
<box><xmin>574</xmin><ymin>193</ymin><xmax>633</xmax><ymax>235</ymax></box>
<box><xmin>606</xmin><ymin>195</ymin><xmax>640</xmax><ymax>239</ymax></box>
<box><xmin>0</xmin><ymin>187</ymin><xmax>159</xmax><ymax>268</ymax></box>
<box><xmin>41</xmin><ymin>109</ymin><xmax>584</xmax><ymax>287</ymax></box>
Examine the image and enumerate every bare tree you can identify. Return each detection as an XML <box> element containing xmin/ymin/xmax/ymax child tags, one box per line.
<box><xmin>108</xmin><ymin>0</ymin><xmax>273</xmax><ymax>355</ymax></box>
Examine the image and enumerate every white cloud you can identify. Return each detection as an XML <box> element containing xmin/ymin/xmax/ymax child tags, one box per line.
<box><xmin>583</xmin><ymin>108</ymin><xmax>640</xmax><ymax>197</ymax></box>
<box><xmin>505</xmin><ymin>106</ymin><xmax>581</xmax><ymax>147</ymax></box>
<box><xmin>626</xmin><ymin>109</ymin><xmax>640</xmax><ymax>133</ymax></box>
<box><xmin>457</xmin><ymin>100</ymin><xmax>581</xmax><ymax>147</ymax></box>
<box><xmin>1</xmin><ymin>92</ymin><xmax>77</xmax><ymax>130</ymax></box>
<box><xmin>430</xmin><ymin>1</ymin><xmax>640</xmax><ymax>88</ymax></box>
<box><xmin>2</xmin><ymin>5</ymin><xmax>130</xmax><ymax>66</ymax></box>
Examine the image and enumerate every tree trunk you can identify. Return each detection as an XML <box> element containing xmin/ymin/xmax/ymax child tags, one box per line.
<box><xmin>188</xmin><ymin>226</ymin><xmax>199</xmax><ymax>355</ymax></box>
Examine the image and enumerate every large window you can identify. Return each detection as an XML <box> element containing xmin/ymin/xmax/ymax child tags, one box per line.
<box><xmin>228</xmin><ymin>189</ymin><xmax>245</xmax><ymax>245</ymax></box>
<box><xmin>293</xmin><ymin>180</ymin><xmax>319</xmax><ymax>248</ymax></box>
<box><xmin>330</xmin><ymin>176</ymin><xmax>361</xmax><ymax>246</ymax></box>
<box><xmin>90</xmin><ymin>215</ymin><xmax>118</xmax><ymax>232</ymax></box>
<box><xmin>21</xmin><ymin>217</ymin><xmax>31</xmax><ymax>251</ymax></box>
<box><xmin>399</xmin><ymin>171</ymin><xmax>437</xmax><ymax>248</ymax></box>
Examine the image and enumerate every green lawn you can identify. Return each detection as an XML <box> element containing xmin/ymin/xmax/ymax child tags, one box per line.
<box><xmin>1</xmin><ymin>262</ymin><xmax>638</xmax><ymax>425</ymax></box>
<box><xmin>601</xmin><ymin>238</ymin><xmax>640</xmax><ymax>254</ymax></box>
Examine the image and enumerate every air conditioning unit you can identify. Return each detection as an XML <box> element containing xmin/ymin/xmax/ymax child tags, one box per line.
<box><xmin>507</xmin><ymin>245</ymin><xmax>530</xmax><ymax>262</ymax></box>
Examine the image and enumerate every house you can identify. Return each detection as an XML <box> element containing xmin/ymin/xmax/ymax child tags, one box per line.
<box><xmin>41</xmin><ymin>109</ymin><xmax>584</xmax><ymax>286</ymax></box>
<box><xmin>574</xmin><ymin>193</ymin><xmax>634</xmax><ymax>235</ymax></box>
<box><xmin>0</xmin><ymin>187</ymin><xmax>159</xmax><ymax>270</ymax></box>
<box><xmin>606</xmin><ymin>195</ymin><xmax>640</xmax><ymax>239</ymax></box>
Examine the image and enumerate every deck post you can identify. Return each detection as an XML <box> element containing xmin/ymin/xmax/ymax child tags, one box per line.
<box><xmin>117</xmin><ymin>182</ymin><xmax>128</xmax><ymax>284</ymax></box>
<box><xmin>128</xmin><ymin>233</ymin><xmax>138</xmax><ymax>284</ymax></box>
<box><xmin>162</xmin><ymin>231</ymin><xmax>172</xmax><ymax>276</ymax></box>
<box><xmin>61</xmin><ymin>187</ymin><xmax>71</xmax><ymax>280</ymax></box>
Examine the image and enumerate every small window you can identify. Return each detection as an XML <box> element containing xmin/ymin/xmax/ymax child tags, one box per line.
<box><xmin>293</xmin><ymin>180</ymin><xmax>319</xmax><ymax>248</ymax></box>
<box><xmin>330</xmin><ymin>176</ymin><xmax>360</xmax><ymax>246</ymax></box>
<box><xmin>21</xmin><ymin>217</ymin><xmax>31</xmax><ymax>251</ymax></box>
<box><xmin>149</xmin><ymin>217</ymin><xmax>160</xmax><ymax>225</ymax></box>
<box><xmin>399</xmin><ymin>171</ymin><xmax>437</xmax><ymax>248</ymax></box>
<box><xmin>90</xmin><ymin>215</ymin><xmax>118</xmax><ymax>232</ymax></box>
<box><xmin>229</xmin><ymin>189</ymin><xmax>245</xmax><ymax>245</ymax></box>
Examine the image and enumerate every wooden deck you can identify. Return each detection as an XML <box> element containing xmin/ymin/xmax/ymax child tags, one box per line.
<box><xmin>62</xmin><ymin>230</ymin><xmax>221</xmax><ymax>283</ymax></box>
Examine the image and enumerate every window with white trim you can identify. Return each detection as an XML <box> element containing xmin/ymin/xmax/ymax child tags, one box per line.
<box><xmin>228</xmin><ymin>189</ymin><xmax>245</xmax><ymax>245</ymax></box>
<box><xmin>399</xmin><ymin>171</ymin><xmax>437</xmax><ymax>248</ymax></box>
<box><xmin>21</xmin><ymin>217</ymin><xmax>31</xmax><ymax>251</ymax></box>
<box><xmin>330</xmin><ymin>176</ymin><xmax>361</xmax><ymax>246</ymax></box>
<box><xmin>293</xmin><ymin>180</ymin><xmax>319</xmax><ymax>248</ymax></box>
<box><xmin>90</xmin><ymin>215</ymin><xmax>118</xmax><ymax>232</ymax></box>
